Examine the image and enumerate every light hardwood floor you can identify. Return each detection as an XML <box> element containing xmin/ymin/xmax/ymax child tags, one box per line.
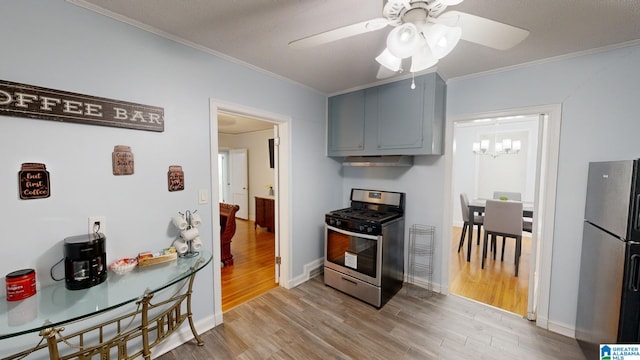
<box><xmin>221</xmin><ymin>219</ymin><xmax>277</xmax><ymax>311</ymax></box>
<box><xmin>158</xmin><ymin>275</ymin><xmax>590</xmax><ymax>359</ymax></box>
<box><xmin>449</xmin><ymin>226</ymin><xmax>530</xmax><ymax>316</ymax></box>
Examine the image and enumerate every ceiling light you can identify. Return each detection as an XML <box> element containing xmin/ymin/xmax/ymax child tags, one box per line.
<box><xmin>473</xmin><ymin>137</ymin><xmax>521</xmax><ymax>158</ymax></box>
<box><xmin>375</xmin><ymin>48</ymin><xmax>402</xmax><ymax>71</ymax></box>
<box><xmin>386</xmin><ymin>23</ymin><xmax>422</xmax><ymax>59</ymax></box>
<box><xmin>421</xmin><ymin>23</ymin><xmax>462</xmax><ymax>59</ymax></box>
<box><xmin>410</xmin><ymin>43</ymin><xmax>438</xmax><ymax>72</ymax></box>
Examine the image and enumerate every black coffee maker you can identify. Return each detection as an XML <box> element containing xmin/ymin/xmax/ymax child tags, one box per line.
<box><xmin>64</xmin><ymin>233</ymin><xmax>107</xmax><ymax>290</ymax></box>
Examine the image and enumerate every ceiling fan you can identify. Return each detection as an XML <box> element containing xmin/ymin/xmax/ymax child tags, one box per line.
<box><xmin>288</xmin><ymin>0</ymin><xmax>530</xmax><ymax>78</ymax></box>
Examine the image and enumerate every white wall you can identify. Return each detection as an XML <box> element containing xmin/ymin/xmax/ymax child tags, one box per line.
<box><xmin>452</xmin><ymin>118</ymin><xmax>539</xmax><ymax>225</ymax></box>
<box><xmin>219</xmin><ymin>129</ymin><xmax>275</xmax><ymax>220</ymax></box>
<box><xmin>0</xmin><ymin>1</ymin><xmax>341</xmax><ymax>355</ymax></box>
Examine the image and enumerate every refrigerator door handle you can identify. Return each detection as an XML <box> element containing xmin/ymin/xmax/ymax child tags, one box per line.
<box><xmin>635</xmin><ymin>194</ymin><xmax>640</xmax><ymax>230</ymax></box>
<box><xmin>630</xmin><ymin>254</ymin><xmax>640</xmax><ymax>292</ymax></box>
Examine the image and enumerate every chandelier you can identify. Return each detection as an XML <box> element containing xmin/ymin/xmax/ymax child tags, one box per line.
<box><xmin>472</xmin><ymin>138</ymin><xmax>521</xmax><ymax>158</ymax></box>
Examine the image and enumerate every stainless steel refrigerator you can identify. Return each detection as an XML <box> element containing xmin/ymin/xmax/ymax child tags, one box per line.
<box><xmin>576</xmin><ymin>160</ymin><xmax>640</xmax><ymax>346</ymax></box>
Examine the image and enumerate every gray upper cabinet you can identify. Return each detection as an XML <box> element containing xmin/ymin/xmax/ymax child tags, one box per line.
<box><xmin>327</xmin><ymin>73</ymin><xmax>445</xmax><ymax>156</ymax></box>
<box><xmin>327</xmin><ymin>90</ymin><xmax>365</xmax><ymax>155</ymax></box>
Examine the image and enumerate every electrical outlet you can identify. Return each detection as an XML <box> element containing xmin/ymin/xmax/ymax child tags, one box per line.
<box><xmin>88</xmin><ymin>216</ymin><xmax>106</xmax><ymax>236</ymax></box>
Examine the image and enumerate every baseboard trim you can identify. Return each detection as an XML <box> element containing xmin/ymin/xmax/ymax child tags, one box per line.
<box><xmin>286</xmin><ymin>257</ymin><xmax>323</xmax><ymax>288</ymax></box>
<box><xmin>547</xmin><ymin>319</ymin><xmax>576</xmax><ymax>338</ymax></box>
<box><xmin>150</xmin><ymin>314</ymin><xmax>217</xmax><ymax>358</ymax></box>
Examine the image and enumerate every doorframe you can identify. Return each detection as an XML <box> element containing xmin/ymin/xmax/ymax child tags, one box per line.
<box><xmin>209</xmin><ymin>98</ymin><xmax>291</xmax><ymax>324</ymax></box>
<box><xmin>441</xmin><ymin>104</ymin><xmax>561</xmax><ymax>330</ymax></box>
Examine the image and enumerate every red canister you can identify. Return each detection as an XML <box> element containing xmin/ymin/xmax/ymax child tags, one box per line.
<box><xmin>5</xmin><ymin>269</ymin><xmax>36</xmax><ymax>301</ymax></box>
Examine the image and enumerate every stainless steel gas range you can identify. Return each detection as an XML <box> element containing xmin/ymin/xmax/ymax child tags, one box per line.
<box><xmin>324</xmin><ymin>188</ymin><xmax>405</xmax><ymax>308</ymax></box>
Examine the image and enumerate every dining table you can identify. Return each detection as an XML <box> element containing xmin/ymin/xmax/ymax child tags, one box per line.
<box><xmin>466</xmin><ymin>199</ymin><xmax>534</xmax><ymax>262</ymax></box>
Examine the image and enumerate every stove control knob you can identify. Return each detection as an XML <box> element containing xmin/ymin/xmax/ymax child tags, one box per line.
<box><xmin>367</xmin><ymin>227</ymin><xmax>373</xmax><ymax>233</ymax></box>
<box><xmin>329</xmin><ymin>219</ymin><xmax>335</xmax><ymax>225</ymax></box>
<box><xmin>359</xmin><ymin>225</ymin><xmax>365</xmax><ymax>231</ymax></box>
<box><xmin>336</xmin><ymin>220</ymin><xmax>342</xmax><ymax>226</ymax></box>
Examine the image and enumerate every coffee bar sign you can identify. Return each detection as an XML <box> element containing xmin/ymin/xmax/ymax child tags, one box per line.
<box><xmin>0</xmin><ymin>80</ymin><xmax>164</xmax><ymax>132</ymax></box>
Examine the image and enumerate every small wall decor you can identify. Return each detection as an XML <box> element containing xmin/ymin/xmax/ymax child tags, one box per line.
<box><xmin>112</xmin><ymin>145</ymin><xmax>134</xmax><ymax>175</ymax></box>
<box><xmin>18</xmin><ymin>163</ymin><xmax>50</xmax><ymax>199</ymax></box>
<box><xmin>168</xmin><ymin>165</ymin><xmax>184</xmax><ymax>192</ymax></box>
<box><xmin>0</xmin><ymin>80</ymin><xmax>164</xmax><ymax>132</ymax></box>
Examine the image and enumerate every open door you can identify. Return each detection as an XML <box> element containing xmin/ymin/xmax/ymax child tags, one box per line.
<box><xmin>229</xmin><ymin>148</ymin><xmax>248</xmax><ymax>219</ymax></box>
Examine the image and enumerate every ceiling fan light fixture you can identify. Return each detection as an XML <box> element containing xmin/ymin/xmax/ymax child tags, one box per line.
<box><xmin>386</xmin><ymin>23</ymin><xmax>422</xmax><ymax>59</ymax></box>
<box><xmin>410</xmin><ymin>45</ymin><xmax>438</xmax><ymax>72</ymax></box>
<box><xmin>375</xmin><ymin>48</ymin><xmax>402</xmax><ymax>72</ymax></box>
<box><xmin>423</xmin><ymin>23</ymin><xmax>462</xmax><ymax>59</ymax></box>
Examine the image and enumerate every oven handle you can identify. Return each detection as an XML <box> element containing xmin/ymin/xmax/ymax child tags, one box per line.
<box><xmin>325</xmin><ymin>224</ymin><xmax>380</xmax><ymax>241</ymax></box>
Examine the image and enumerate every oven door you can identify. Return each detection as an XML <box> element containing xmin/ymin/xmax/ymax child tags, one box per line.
<box><xmin>325</xmin><ymin>224</ymin><xmax>382</xmax><ymax>286</ymax></box>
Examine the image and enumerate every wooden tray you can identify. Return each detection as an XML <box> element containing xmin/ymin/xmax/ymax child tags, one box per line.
<box><xmin>138</xmin><ymin>252</ymin><xmax>177</xmax><ymax>267</ymax></box>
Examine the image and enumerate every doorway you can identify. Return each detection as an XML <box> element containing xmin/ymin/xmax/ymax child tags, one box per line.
<box><xmin>218</xmin><ymin>113</ymin><xmax>276</xmax><ymax>311</ymax></box>
<box><xmin>450</xmin><ymin>115</ymin><xmax>539</xmax><ymax>316</ymax></box>
<box><xmin>442</xmin><ymin>104</ymin><xmax>561</xmax><ymax>329</ymax></box>
<box><xmin>209</xmin><ymin>99</ymin><xmax>292</xmax><ymax>320</ymax></box>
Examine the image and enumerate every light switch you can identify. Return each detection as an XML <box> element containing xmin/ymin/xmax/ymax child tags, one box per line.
<box><xmin>198</xmin><ymin>189</ymin><xmax>209</xmax><ymax>204</ymax></box>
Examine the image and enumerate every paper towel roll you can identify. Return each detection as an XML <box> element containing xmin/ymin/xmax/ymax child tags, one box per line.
<box><xmin>171</xmin><ymin>214</ymin><xmax>187</xmax><ymax>230</ymax></box>
<box><xmin>181</xmin><ymin>227</ymin><xmax>199</xmax><ymax>241</ymax></box>
<box><xmin>173</xmin><ymin>238</ymin><xmax>188</xmax><ymax>254</ymax></box>
<box><xmin>191</xmin><ymin>236</ymin><xmax>203</xmax><ymax>251</ymax></box>
<box><xmin>190</xmin><ymin>213</ymin><xmax>202</xmax><ymax>227</ymax></box>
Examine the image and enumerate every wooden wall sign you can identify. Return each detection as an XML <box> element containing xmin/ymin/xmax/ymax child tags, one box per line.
<box><xmin>168</xmin><ymin>165</ymin><xmax>184</xmax><ymax>192</ymax></box>
<box><xmin>112</xmin><ymin>145</ymin><xmax>134</xmax><ymax>175</ymax></box>
<box><xmin>19</xmin><ymin>163</ymin><xmax>50</xmax><ymax>199</ymax></box>
<box><xmin>0</xmin><ymin>80</ymin><xmax>164</xmax><ymax>132</ymax></box>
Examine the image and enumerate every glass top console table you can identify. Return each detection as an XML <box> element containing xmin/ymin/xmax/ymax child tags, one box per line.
<box><xmin>1</xmin><ymin>250</ymin><xmax>212</xmax><ymax>360</ymax></box>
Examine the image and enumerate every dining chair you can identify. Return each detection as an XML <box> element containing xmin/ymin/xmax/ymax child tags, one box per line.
<box><xmin>492</xmin><ymin>191</ymin><xmax>522</xmax><ymax>201</ymax></box>
<box><xmin>494</xmin><ymin>191</ymin><xmax>533</xmax><ymax>233</ymax></box>
<box><xmin>458</xmin><ymin>193</ymin><xmax>484</xmax><ymax>254</ymax></box>
<box><xmin>481</xmin><ymin>199</ymin><xmax>524</xmax><ymax>276</ymax></box>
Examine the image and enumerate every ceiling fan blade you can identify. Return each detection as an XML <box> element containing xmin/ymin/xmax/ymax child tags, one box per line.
<box><xmin>376</xmin><ymin>64</ymin><xmax>397</xmax><ymax>79</ymax></box>
<box><xmin>289</xmin><ymin>18</ymin><xmax>390</xmax><ymax>49</ymax></box>
<box><xmin>436</xmin><ymin>11</ymin><xmax>529</xmax><ymax>50</ymax></box>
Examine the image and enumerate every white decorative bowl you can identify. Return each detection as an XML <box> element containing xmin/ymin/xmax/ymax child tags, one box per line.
<box><xmin>109</xmin><ymin>258</ymin><xmax>138</xmax><ymax>275</ymax></box>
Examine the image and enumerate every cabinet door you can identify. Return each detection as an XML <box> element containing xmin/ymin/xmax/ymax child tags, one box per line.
<box><xmin>265</xmin><ymin>198</ymin><xmax>275</xmax><ymax>231</ymax></box>
<box><xmin>375</xmin><ymin>76</ymin><xmax>425</xmax><ymax>151</ymax></box>
<box><xmin>328</xmin><ymin>90</ymin><xmax>365</xmax><ymax>155</ymax></box>
<box><xmin>255</xmin><ymin>197</ymin><xmax>264</xmax><ymax>226</ymax></box>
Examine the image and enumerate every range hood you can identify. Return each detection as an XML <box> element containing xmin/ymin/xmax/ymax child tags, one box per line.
<box><xmin>342</xmin><ymin>155</ymin><xmax>413</xmax><ymax>167</ymax></box>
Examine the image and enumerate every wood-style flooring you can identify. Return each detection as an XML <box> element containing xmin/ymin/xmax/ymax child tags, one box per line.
<box><xmin>158</xmin><ymin>275</ymin><xmax>590</xmax><ymax>359</ymax></box>
<box><xmin>449</xmin><ymin>226</ymin><xmax>530</xmax><ymax>316</ymax></box>
<box><xmin>221</xmin><ymin>219</ymin><xmax>277</xmax><ymax>312</ymax></box>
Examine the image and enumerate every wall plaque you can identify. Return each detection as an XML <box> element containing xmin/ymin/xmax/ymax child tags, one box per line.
<box><xmin>0</xmin><ymin>80</ymin><xmax>164</xmax><ymax>132</ymax></box>
<box><xmin>168</xmin><ymin>165</ymin><xmax>184</xmax><ymax>192</ymax></box>
<box><xmin>112</xmin><ymin>145</ymin><xmax>134</xmax><ymax>176</ymax></box>
<box><xmin>19</xmin><ymin>163</ymin><xmax>50</xmax><ymax>200</ymax></box>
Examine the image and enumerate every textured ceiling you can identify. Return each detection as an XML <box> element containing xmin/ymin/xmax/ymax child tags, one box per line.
<box><xmin>218</xmin><ymin>113</ymin><xmax>274</xmax><ymax>135</ymax></box>
<box><xmin>69</xmin><ymin>0</ymin><xmax>640</xmax><ymax>95</ymax></box>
